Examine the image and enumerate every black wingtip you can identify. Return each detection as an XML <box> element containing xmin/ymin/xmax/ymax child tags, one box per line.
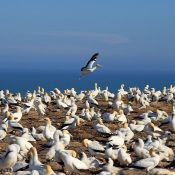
<box><xmin>93</xmin><ymin>52</ymin><xmax>99</xmax><ymax>57</ymax></box>
<box><xmin>90</xmin><ymin>52</ymin><xmax>99</xmax><ymax>61</ymax></box>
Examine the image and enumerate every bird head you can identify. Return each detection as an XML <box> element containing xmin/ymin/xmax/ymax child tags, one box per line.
<box><xmin>44</xmin><ymin>165</ymin><xmax>52</xmax><ymax>175</ymax></box>
<box><xmin>123</xmin><ymin>122</ymin><xmax>128</xmax><ymax>128</ymax></box>
<box><xmin>96</xmin><ymin>64</ymin><xmax>102</xmax><ymax>68</ymax></box>
<box><xmin>76</xmin><ymin>118</ymin><xmax>81</xmax><ymax>126</ymax></box>
<box><xmin>16</xmin><ymin>106</ymin><xmax>21</xmax><ymax>112</ymax></box>
<box><xmin>69</xmin><ymin>150</ymin><xmax>77</xmax><ymax>158</ymax></box>
<box><xmin>8</xmin><ymin>113</ymin><xmax>14</xmax><ymax>121</ymax></box>
<box><xmin>44</xmin><ymin>117</ymin><xmax>51</xmax><ymax>124</ymax></box>
<box><xmin>82</xmin><ymin>139</ymin><xmax>89</xmax><ymax>147</ymax></box>
<box><xmin>28</xmin><ymin>147</ymin><xmax>36</xmax><ymax>158</ymax></box>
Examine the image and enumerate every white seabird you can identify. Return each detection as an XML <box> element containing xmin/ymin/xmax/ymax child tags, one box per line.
<box><xmin>133</xmin><ymin>149</ymin><xmax>160</xmax><ymax>172</ymax></box>
<box><xmin>82</xmin><ymin>139</ymin><xmax>105</xmax><ymax>157</ymax></box>
<box><xmin>80</xmin><ymin>52</ymin><xmax>102</xmax><ymax>77</ymax></box>
<box><xmin>60</xmin><ymin>151</ymin><xmax>88</xmax><ymax>173</ymax></box>
<box><xmin>0</xmin><ymin>144</ymin><xmax>20</xmax><ymax>172</ymax></box>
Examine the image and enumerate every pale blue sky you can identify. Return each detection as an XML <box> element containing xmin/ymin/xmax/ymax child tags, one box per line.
<box><xmin>0</xmin><ymin>1</ymin><xmax>175</xmax><ymax>71</ymax></box>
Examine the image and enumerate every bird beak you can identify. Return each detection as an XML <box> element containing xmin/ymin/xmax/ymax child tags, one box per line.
<box><xmin>97</xmin><ymin>64</ymin><xmax>102</xmax><ymax>68</ymax></box>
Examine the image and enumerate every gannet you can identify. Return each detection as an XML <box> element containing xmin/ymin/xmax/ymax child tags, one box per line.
<box><xmin>62</xmin><ymin>96</ymin><xmax>72</xmax><ymax>106</ymax></box>
<box><xmin>133</xmin><ymin>138</ymin><xmax>150</xmax><ymax>158</ymax></box>
<box><xmin>53</xmin><ymin>88</ymin><xmax>61</xmax><ymax>96</ymax></box>
<box><xmin>66</xmin><ymin>98</ymin><xmax>77</xmax><ymax>115</ymax></box>
<box><xmin>90</xmin><ymin>107</ymin><xmax>97</xmax><ymax>118</ymax></box>
<box><xmin>139</xmin><ymin>93</ymin><xmax>150</xmax><ymax>109</ymax></box>
<box><xmin>61</xmin><ymin>115</ymin><xmax>80</xmax><ymax>129</ymax></box>
<box><xmin>43</xmin><ymin>118</ymin><xmax>56</xmax><ymax>141</ymax></box>
<box><xmin>115</xmin><ymin>109</ymin><xmax>127</xmax><ymax>124</ymax></box>
<box><xmin>56</xmin><ymin>97</ymin><xmax>68</xmax><ymax>109</ymax></box>
<box><xmin>2</xmin><ymin>103</ymin><xmax>9</xmax><ymax>114</ymax></box>
<box><xmin>50</xmin><ymin>91</ymin><xmax>57</xmax><ymax>100</ymax></box>
<box><xmin>23</xmin><ymin>98</ymin><xmax>35</xmax><ymax>108</ymax></box>
<box><xmin>105</xmin><ymin>144</ymin><xmax>119</xmax><ymax>160</ymax></box>
<box><xmin>31</xmin><ymin>127</ymin><xmax>46</xmax><ymax>141</ymax></box>
<box><xmin>117</xmin><ymin>145</ymin><xmax>132</xmax><ymax>166</ymax></box>
<box><xmin>60</xmin><ymin>130</ymin><xmax>72</xmax><ymax>146</ymax></box>
<box><xmin>80</xmin><ymin>52</ymin><xmax>102</xmax><ymax>77</ymax></box>
<box><xmin>119</xmin><ymin>123</ymin><xmax>134</xmax><ymax>143</ymax></box>
<box><xmin>122</xmin><ymin>104</ymin><xmax>133</xmax><ymax>115</ymax></box>
<box><xmin>136</xmin><ymin>114</ymin><xmax>151</xmax><ymax>125</ymax></box>
<box><xmin>10</xmin><ymin>106</ymin><xmax>22</xmax><ymax>122</ymax></box>
<box><xmin>102</xmin><ymin>89</ymin><xmax>109</xmax><ymax>101</ymax></box>
<box><xmin>46</xmin><ymin>130</ymin><xmax>65</xmax><ymax>161</ymax></box>
<box><xmin>0</xmin><ymin>90</ymin><xmax>5</xmax><ymax>99</ymax></box>
<box><xmin>75</xmin><ymin>91</ymin><xmax>85</xmax><ymax>101</ymax></box>
<box><xmin>9</xmin><ymin>135</ymin><xmax>33</xmax><ymax>160</ymax></box>
<box><xmin>0</xmin><ymin>144</ymin><xmax>20</xmax><ymax>172</ymax></box>
<box><xmin>144</xmin><ymin>85</ymin><xmax>151</xmax><ymax>94</ymax></box>
<box><xmin>12</xmin><ymin>160</ymin><xmax>28</xmax><ymax>172</ymax></box>
<box><xmin>80</xmin><ymin>108</ymin><xmax>85</xmax><ymax>117</ymax></box>
<box><xmin>93</xmin><ymin>118</ymin><xmax>111</xmax><ymax>135</ymax></box>
<box><xmin>157</xmin><ymin>140</ymin><xmax>174</xmax><ymax>161</ymax></box>
<box><xmin>82</xmin><ymin>139</ymin><xmax>105</xmax><ymax>157</ymax></box>
<box><xmin>29</xmin><ymin>147</ymin><xmax>44</xmax><ymax>174</ymax></box>
<box><xmin>87</xmin><ymin>93</ymin><xmax>98</xmax><ymax>106</ymax></box>
<box><xmin>22</xmin><ymin>106</ymin><xmax>32</xmax><ymax>115</ymax></box>
<box><xmin>133</xmin><ymin>149</ymin><xmax>160</xmax><ymax>171</ymax></box>
<box><xmin>0</xmin><ymin>121</ymin><xmax>8</xmax><ymax>140</ymax></box>
<box><xmin>108</xmin><ymin>131</ymin><xmax>124</xmax><ymax>148</ymax></box>
<box><xmin>80</xmin><ymin>152</ymin><xmax>101</xmax><ymax>169</ymax></box>
<box><xmin>144</xmin><ymin>135</ymin><xmax>153</xmax><ymax>148</ymax></box>
<box><xmin>83</xmin><ymin>108</ymin><xmax>92</xmax><ymax>121</ymax></box>
<box><xmin>155</xmin><ymin>109</ymin><xmax>169</xmax><ymax>121</ymax></box>
<box><xmin>102</xmin><ymin>111</ymin><xmax>117</xmax><ymax>122</ymax></box>
<box><xmin>152</xmin><ymin>90</ymin><xmax>162</xmax><ymax>102</ymax></box>
<box><xmin>22</xmin><ymin>128</ymin><xmax>36</xmax><ymax>142</ymax></box>
<box><xmin>109</xmin><ymin>93</ymin><xmax>124</xmax><ymax>109</ymax></box>
<box><xmin>60</xmin><ymin>151</ymin><xmax>88</xmax><ymax>173</ymax></box>
<box><xmin>91</xmin><ymin>83</ymin><xmax>100</xmax><ymax>98</ymax></box>
<box><xmin>14</xmin><ymin>92</ymin><xmax>22</xmax><ymax>102</ymax></box>
<box><xmin>93</xmin><ymin>110</ymin><xmax>101</xmax><ymax>120</ymax></box>
<box><xmin>7</xmin><ymin>93</ymin><xmax>18</xmax><ymax>104</ymax></box>
<box><xmin>85</xmin><ymin>100</ymin><xmax>90</xmax><ymax>109</ymax></box>
<box><xmin>169</xmin><ymin>107</ymin><xmax>175</xmax><ymax>132</ymax></box>
<box><xmin>102</xmin><ymin>158</ymin><xmax>120</xmax><ymax>173</ymax></box>
<box><xmin>144</xmin><ymin>122</ymin><xmax>163</xmax><ymax>138</ymax></box>
<box><xmin>5</xmin><ymin>114</ymin><xmax>24</xmax><ymax>133</ymax></box>
<box><xmin>118</xmin><ymin>84</ymin><xmax>128</xmax><ymax>95</ymax></box>
<box><xmin>2</xmin><ymin>110</ymin><xmax>11</xmax><ymax>121</ymax></box>
<box><xmin>35</xmin><ymin>100</ymin><xmax>46</xmax><ymax>116</ymax></box>
<box><xmin>43</xmin><ymin>92</ymin><xmax>51</xmax><ymax>105</ymax></box>
<box><xmin>129</xmin><ymin>120</ymin><xmax>144</xmax><ymax>132</ymax></box>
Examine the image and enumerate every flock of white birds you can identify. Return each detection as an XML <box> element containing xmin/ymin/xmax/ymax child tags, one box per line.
<box><xmin>0</xmin><ymin>83</ymin><xmax>175</xmax><ymax>175</ymax></box>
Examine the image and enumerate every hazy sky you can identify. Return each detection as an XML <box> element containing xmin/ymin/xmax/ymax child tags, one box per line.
<box><xmin>0</xmin><ymin>1</ymin><xmax>175</xmax><ymax>72</ymax></box>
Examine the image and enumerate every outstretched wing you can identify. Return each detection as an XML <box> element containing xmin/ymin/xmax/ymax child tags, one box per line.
<box><xmin>81</xmin><ymin>53</ymin><xmax>99</xmax><ymax>71</ymax></box>
<box><xmin>85</xmin><ymin>53</ymin><xmax>99</xmax><ymax>69</ymax></box>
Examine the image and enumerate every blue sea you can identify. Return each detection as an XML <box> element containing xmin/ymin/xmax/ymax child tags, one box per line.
<box><xmin>0</xmin><ymin>70</ymin><xmax>175</xmax><ymax>95</ymax></box>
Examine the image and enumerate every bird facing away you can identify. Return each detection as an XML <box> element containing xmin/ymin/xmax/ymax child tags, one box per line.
<box><xmin>80</xmin><ymin>53</ymin><xmax>102</xmax><ymax>77</ymax></box>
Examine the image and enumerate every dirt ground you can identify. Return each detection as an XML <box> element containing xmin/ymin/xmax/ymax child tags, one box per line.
<box><xmin>1</xmin><ymin>96</ymin><xmax>175</xmax><ymax>175</ymax></box>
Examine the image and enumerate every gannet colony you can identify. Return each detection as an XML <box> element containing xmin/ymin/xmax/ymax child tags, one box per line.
<box><xmin>0</xmin><ymin>83</ymin><xmax>175</xmax><ymax>175</ymax></box>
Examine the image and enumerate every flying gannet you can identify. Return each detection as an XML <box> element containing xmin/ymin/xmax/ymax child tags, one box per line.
<box><xmin>80</xmin><ymin>52</ymin><xmax>102</xmax><ymax>77</ymax></box>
